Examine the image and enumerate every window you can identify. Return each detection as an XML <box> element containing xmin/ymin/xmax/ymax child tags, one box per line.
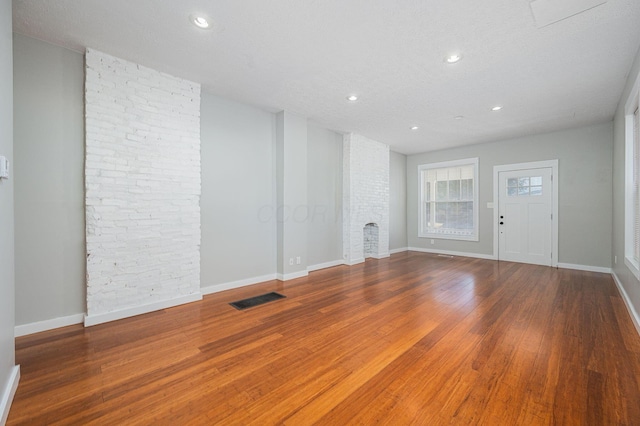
<box><xmin>625</xmin><ymin>68</ymin><xmax>640</xmax><ymax>279</ymax></box>
<box><xmin>506</xmin><ymin>176</ymin><xmax>543</xmax><ymax>197</ymax></box>
<box><xmin>419</xmin><ymin>158</ymin><xmax>479</xmax><ymax>241</ymax></box>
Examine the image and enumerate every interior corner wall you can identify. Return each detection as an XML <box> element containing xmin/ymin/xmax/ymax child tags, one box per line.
<box><xmin>390</xmin><ymin>151</ymin><xmax>408</xmax><ymax>251</ymax></box>
<box><xmin>307</xmin><ymin>123</ymin><xmax>343</xmax><ymax>267</ymax></box>
<box><xmin>84</xmin><ymin>49</ymin><xmax>202</xmax><ymax>320</ymax></box>
<box><xmin>200</xmin><ymin>92</ymin><xmax>277</xmax><ymax>288</ymax></box>
<box><xmin>612</xmin><ymin>44</ymin><xmax>640</xmax><ymax>323</ymax></box>
<box><xmin>13</xmin><ymin>34</ymin><xmax>86</xmax><ymax>327</ymax></box>
<box><xmin>407</xmin><ymin>122</ymin><xmax>613</xmax><ymax>268</ymax></box>
<box><xmin>0</xmin><ymin>0</ymin><xmax>18</xmax><ymax>421</ymax></box>
<box><xmin>276</xmin><ymin>111</ymin><xmax>308</xmax><ymax>277</ymax></box>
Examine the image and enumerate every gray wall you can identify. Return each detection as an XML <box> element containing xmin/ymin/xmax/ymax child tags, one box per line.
<box><xmin>0</xmin><ymin>0</ymin><xmax>16</xmax><ymax>412</ymax></box>
<box><xmin>307</xmin><ymin>123</ymin><xmax>343</xmax><ymax>266</ymax></box>
<box><xmin>390</xmin><ymin>151</ymin><xmax>407</xmax><ymax>250</ymax></box>
<box><xmin>13</xmin><ymin>34</ymin><xmax>86</xmax><ymax>326</ymax></box>
<box><xmin>201</xmin><ymin>92</ymin><xmax>277</xmax><ymax>286</ymax></box>
<box><xmin>612</xmin><ymin>45</ymin><xmax>640</xmax><ymax>320</ymax></box>
<box><xmin>407</xmin><ymin>122</ymin><xmax>613</xmax><ymax>268</ymax></box>
<box><xmin>276</xmin><ymin>112</ymin><xmax>308</xmax><ymax>275</ymax></box>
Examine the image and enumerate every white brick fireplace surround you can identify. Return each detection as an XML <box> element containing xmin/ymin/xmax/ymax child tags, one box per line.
<box><xmin>343</xmin><ymin>133</ymin><xmax>390</xmax><ymax>265</ymax></box>
<box><xmin>84</xmin><ymin>49</ymin><xmax>202</xmax><ymax>326</ymax></box>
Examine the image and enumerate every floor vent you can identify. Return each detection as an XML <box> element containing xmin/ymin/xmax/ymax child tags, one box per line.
<box><xmin>229</xmin><ymin>292</ymin><xmax>286</xmax><ymax>310</ymax></box>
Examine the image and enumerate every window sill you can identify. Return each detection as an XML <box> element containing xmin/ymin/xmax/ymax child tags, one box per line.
<box><xmin>418</xmin><ymin>233</ymin><xmax>479</xmax><ymax>242</ymax></box>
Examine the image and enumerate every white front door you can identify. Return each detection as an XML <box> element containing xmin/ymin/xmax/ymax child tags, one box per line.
<box><xmin>498</xmin><ymin>167</ymin><xmax>553</xmax><ymax>266</ymax></box>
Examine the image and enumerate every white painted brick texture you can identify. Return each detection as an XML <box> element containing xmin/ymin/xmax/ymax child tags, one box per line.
<box><xmin>343</xmin><ymin>133</ymin><xmax>390</xmax><ymax>263</ymax></box>
<box><xmin>85</xmin><ymin>49</ymin><xmax>201</xmax><ymax>316</ymax></box>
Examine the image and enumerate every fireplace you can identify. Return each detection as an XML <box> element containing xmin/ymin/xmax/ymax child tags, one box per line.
<box><xmin>363</xmin><ymin>223</ymin><xmax>379</xmax><ymax>259</ymax></box>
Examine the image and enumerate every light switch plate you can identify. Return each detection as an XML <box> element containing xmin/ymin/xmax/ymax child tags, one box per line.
<box><xmin>0</xmin><ymin>156</ymin><xmax>8</xmax><ymax>179</ymax></box>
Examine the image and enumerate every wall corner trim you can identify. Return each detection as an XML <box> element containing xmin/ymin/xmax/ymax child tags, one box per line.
<box><xmin>612</xmin><ymin>271</ymin><xmax>640</xmax><ymax>337</ymax></box>
<box><xmin>15</xmin><ymin>313</ymin><xmax>85</xmax><ymax>337</ymax></box>
<box><xmin>0</xmin><ymin>366</ymin><xmax>20</xmax><ymax>426</ymax></box>
<box><xmin>84</xmin><ymin>293</ymin><xmax>203</xmax><ymax>327</ymax></box>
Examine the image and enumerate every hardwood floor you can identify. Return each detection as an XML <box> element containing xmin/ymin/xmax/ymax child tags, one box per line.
<box><xmin>8</xmin><ymin>252</ymin><xmax>640</xmax><ymax>425</ymax></box>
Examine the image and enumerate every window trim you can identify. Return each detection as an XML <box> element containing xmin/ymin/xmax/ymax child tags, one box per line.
<box><xmin>418</xmin><ymin>157</ymin><xmax>479</xmax><ymax>241</ymax></box>
<box><xmin>624</xmin><ymin>68</ymin><xmax>640</xmax><ymax>280</ymax></box>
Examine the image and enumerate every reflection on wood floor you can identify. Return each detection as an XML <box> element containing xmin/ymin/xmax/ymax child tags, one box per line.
<box><xmin>8</xmin><ymin>252</ymin><xmax>640</xmax><ymax>425</ymax></box>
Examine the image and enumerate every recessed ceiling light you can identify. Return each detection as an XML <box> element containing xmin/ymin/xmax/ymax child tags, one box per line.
<box><xmin>454</xmin><ymin>115</ymin><xmax>464</xmax><ymax>120</ymax></box>
<box><xmin>410</xmin><ymin>126</ymin><xmax>419</xmax><ymax>130</ymax></box>
<box><xmin>445</xmin><ymin>54</ymin><xmax>462</xmax><ymax>64</ymax></box>
<box><xmin>346</xmin><ymin>95</ymin><xmax>358</xmax><ymax>102</ymax></box>
<box><xmin>491</xmin><ymin>105</ymin><xmax>503</xmax><ymax>111</ymax></box>
<box><xmin>190</xmin><ymin>14</ymin><xmax>211</xmax><ymax>29</ymax></box>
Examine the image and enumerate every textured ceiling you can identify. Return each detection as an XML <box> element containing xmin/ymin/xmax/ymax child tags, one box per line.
<box><xmin>12</xmin><ymin>0</ymin><xmax>640</xmax><ymax>154</ymax></box>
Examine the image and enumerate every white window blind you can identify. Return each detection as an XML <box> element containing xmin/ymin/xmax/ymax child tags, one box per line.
<box><xmin>418</xmin><ymin>158</ymin><xmax>479</xmax><ymax>241</ymax></box>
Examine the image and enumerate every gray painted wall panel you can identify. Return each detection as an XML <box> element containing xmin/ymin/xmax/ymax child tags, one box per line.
<box><xmin>390</xmin><ymin>151</ymin><xmax>407</xmax><ymax>250</ymax></box>
<box><xmin>200</xmin><ymin>92</ymin><xmax>277</xmax><ymax>285</ymax></box>
<box><xmin>13</xmin><ymin>34</ymin><xmax>86</xmax><ymax>325</ymax></box>
<box><xmin>0</xmin><ymin>0</ymin><xmax>16</xmax><ymax>402</ymax></box>
<box><xmin>307</xmin><ymin>124</ymin><xmax>343</xmax><ymax>266</ymax></box>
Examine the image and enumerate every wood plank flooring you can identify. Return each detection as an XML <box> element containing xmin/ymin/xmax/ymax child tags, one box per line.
<box><xmin>8</xmin><ymin>252</ymin><xmax>640</xmax><ymax>425</ymax></box>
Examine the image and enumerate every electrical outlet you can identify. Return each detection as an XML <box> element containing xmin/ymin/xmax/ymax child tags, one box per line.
<box><xmin>430</xmin><ymin>239</ymin><xmax>435</xmax><ymax>245</ymax></box>
<box><xmin>296</xmin><ymin>256</ymin><xmax>301</xmax><ymax>265</ymax></box>
<box><xmin>289</xmin><ymin>258</ymin><xmax>294</xmax><ymax>266</ymax></box>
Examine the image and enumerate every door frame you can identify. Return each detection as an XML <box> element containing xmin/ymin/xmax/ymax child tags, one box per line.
<box><xmin>492</xmin><ymin>160</ymin><xmax>558</xmax><ymax>267</ymax></box>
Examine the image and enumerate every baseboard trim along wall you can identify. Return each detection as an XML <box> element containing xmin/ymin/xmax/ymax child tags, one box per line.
<box><xmin>346</xmin><ymin>257</ymin><xmax>365</xmax><ymax>266</ymax></box>
<box><xmin>407</xmin><ymin>247</ymin><xmax>497</xmax><ymax>260</ymax></box>
<box><xmin>390</xmin><ymin>247</ymin><xmax>409</xmax><ymax>254</ymax></box>
<box><xmin>201</xmin><ymin>273</ymin><xmax>278</xmax><ymax>295</ymax></box>
<box><xmin>84</xmin><ymin>293</ymin><xmax>203</xmax><ymax>327</ymax></box>
<box><xmin>0</xmin><ymin>366</ymin><xmax>20</xmax><ymax>426</ymax></box>
<box><xmin>557</xmin><ymin>263</ymin><xmax>612</xmax><ymax>274</ymax></box>
<box><xmin>307</xmin><ymin>260</ymin><xmax>345</xmax><ymax>272</ymax></box>
<box><xmin>612</xmin><ymin>272</ymin><xmax>640</xmax><ymax>337</ymax></box>
<box><xmin>276</xmin><ymin>270</ymin><xmax>309</xmax><ymax>281</ymax></box>
<box><xmin>15</xmin><ymin>313</ymin><xmax>85</xmax><ymax>337</ymax></box>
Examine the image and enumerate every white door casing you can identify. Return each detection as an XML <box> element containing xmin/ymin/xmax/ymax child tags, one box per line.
<box><xmin>493</xmin><ymin>160</ymin><xmax>558</xmax><ymax>267</ymax></box>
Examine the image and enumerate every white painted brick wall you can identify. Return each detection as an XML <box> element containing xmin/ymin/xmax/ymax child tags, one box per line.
<box><xmin>343</xmin><ymin>133</ymin><xmax>390</xmax><ymax>263</ymax></box>
<box><xmin>85</xmin><ymin>49</ymin><xmax>201</xmax><ymax>316</ymax></box>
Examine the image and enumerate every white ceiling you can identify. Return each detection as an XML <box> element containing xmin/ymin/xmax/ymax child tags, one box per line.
<box><xmin>12</xmin><ymin>0</ymin><xmax>640</xmax><ymax>154</ymax></box>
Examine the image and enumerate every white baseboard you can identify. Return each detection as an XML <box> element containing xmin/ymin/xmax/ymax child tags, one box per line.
<box><xmin>390</xmin><ymin>247</ymin><xmax>409</xmax><ymax>254</ymax></box>
<box><xmin>557</xmin><ymin>263</ymin><xmax>612</xmax><ymax>274</ymax></box>
<box><xmin>15</xmin><ymin>313</ymin><xmax>85</xmax><ymax>337</ymax></box>
<box><xmin>201</xmin><ymin>273</ymin><xmax>277</xmax><ymax>295</ymax></box>
<box><xmin>346</xmin><ymin>257</ymin><xmax>365</xmax><ymax>266</ymax></box>
<box><xmin>276</xmin><ymin>270</ymin><xmax>309</xmax><ymax>281</ymax></box>
<box><xmin>407</xmin><ymin>247</ymin><xmax>497</xmax><ymax>260</ymax></box>
<box><xmin>612</xmin><ymin>271</ymin><xmax>640</xmax><ymax>337</ymax></box>
<box><xmin>0</xmin><ymin>366</ymin><xmax>20</xmax><ymax>426</ymax></box>
<box><xmin>307</xmin><ymin>260</ymin><xmax>345</xmax><ymax>272</ymax></box>
<box><xmin>371</xmin><ymin>252</ymin><xmax>390</xmax><ymax>260</ymax></box>
<box><xmin>84</xmin><ymin>293</ymin><xmax>203</xmax><ymax>327</ymax></box>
